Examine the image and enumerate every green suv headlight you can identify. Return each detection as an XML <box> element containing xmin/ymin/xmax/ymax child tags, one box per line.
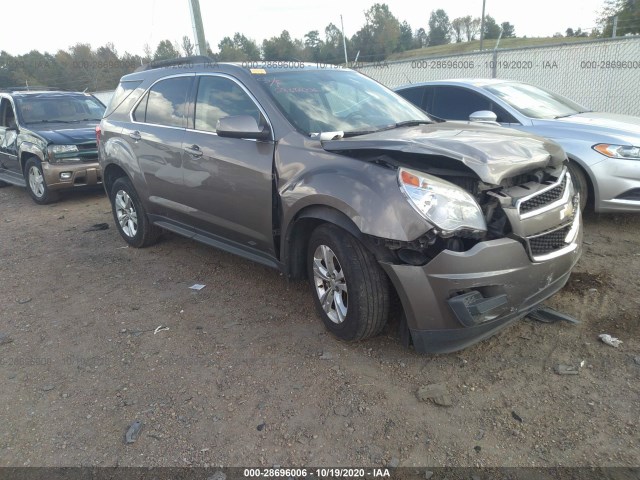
<box><xmin>48</xmin><ymin>145</ymin><xmax>80</xmax><ymax>163</ymax></box>
<box><xmin>398</xmin><ymin>167</ymin><xmax>487</xmax><ymax>236</ymax></box>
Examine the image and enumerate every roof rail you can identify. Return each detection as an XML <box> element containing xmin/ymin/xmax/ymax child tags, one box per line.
<box><xmin>134</xmin><ymin>55</ymin><xmax>214</xmax><ymax>72</ymax></box>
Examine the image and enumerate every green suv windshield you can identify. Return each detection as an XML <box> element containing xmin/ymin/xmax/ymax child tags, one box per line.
<box><xmin>16</xmin><ymin>95</ymin><xmax>105</xmax><ymax>124</ymax></box>
<box><xmin>255</xmin><ymin>69</ymin><xmax>430</xmax><ymax>136</ymax></box>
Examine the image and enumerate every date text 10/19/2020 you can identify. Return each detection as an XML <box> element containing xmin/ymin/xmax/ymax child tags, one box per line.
<box><xmin>243</xmin><ymin>468</ymin><xmax>391</xmax><ymax>478</ymax></box>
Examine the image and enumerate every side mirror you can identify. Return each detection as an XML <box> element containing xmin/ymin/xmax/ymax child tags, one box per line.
<box><xmin>469</xmin><ymin>110</ymin><xmax>498</xmax><ymax>124</ymax></box>
<box><xmin>216</xmin><ymin>115</ymin><xmax>271</xmax><ymax>140</ymax></box>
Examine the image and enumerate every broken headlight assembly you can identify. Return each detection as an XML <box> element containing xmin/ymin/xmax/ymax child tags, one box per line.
<box><xmin>398</xmin><ymin>167</ymin><xmax>487</xmax><ymax>237</ymax></box>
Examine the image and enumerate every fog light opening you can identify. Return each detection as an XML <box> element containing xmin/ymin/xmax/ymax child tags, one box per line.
<box><xmin>60</xmin><ymin>172</ymin><xmax>72</xmax><ymax>180</ymax></box>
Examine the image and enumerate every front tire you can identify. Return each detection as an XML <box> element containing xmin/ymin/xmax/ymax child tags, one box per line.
<box><xmin>567</xmin><ymin>161</ymin><xmax>588</xmax><ymax>212</ymax></box>
<box><xmin>110</xmin><ymin>177</ymin><xmax>161</xmax><ymax>248</ymax></box>
<box><xmin>307</xmin><ymin>224</ymin><xmax>390</xmax><ymax>341</ymax></box>
<box><xmin>24</xmin><ymin>158</ymin><xmax>59</xmax><ymax>204</ymax></box>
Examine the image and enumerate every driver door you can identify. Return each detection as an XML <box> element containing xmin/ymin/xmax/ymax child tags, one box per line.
<box><xmin>0</xmin><ymin>98</ymin><xmax>20</xmax><ymax>173</ymax></box>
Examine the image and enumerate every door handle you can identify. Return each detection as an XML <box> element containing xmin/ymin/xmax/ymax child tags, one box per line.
<box><xmin>184</xmin><ymin>144</ymin><xmax>203</xmax><ymax>158</ymax></box>
<box><xmin>129</xmin><ymin>131</ymin><xmax>141</xmax><ymax>141</ymax></box>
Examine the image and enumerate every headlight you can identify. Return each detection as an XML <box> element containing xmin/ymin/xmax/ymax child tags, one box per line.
<box><xmin>398</xmin><ymin>167</ymin><xmax>487</xmax><ymax>236</ymax></box>
<box><xmin>48</xmin><ymin>144</ymin><xmax>80</xmax><ymax>163</ymax></box>
<box><xmin>593</xmin><ymin>143</ymin><xmax>640</xmax><ymax>159</ymax></box>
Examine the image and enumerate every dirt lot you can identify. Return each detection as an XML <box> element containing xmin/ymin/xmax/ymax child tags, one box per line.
<box><xmin>0</xmin><ymin>185</ymin><xmax>638</xmax><ymax>469</ymax></box>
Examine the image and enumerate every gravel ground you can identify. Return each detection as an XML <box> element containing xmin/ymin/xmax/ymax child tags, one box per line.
<box><xmin>0</xmin><ymin>185</ymin><xmax>638</xmax><ymax>468</ymax></box>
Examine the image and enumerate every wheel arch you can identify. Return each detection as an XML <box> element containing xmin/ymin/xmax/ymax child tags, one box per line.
<box><xmin>566</xmin><ymin>154</ymin><xmax>595</xmax><ymax>209</ymax></box>
<box><xmin>19</xmin><ymin>143</ymin><xmax>44</xmax><ymax>173</ymax></box>
<box><xmin>283</xmin><ymin>205</ymin><xmax>364</xmax><ymax>280</ymax></box>
<box><xmin>103</xmin><ymin>163</ymin><xmax>131</xmax><ymax>196</ymax></box>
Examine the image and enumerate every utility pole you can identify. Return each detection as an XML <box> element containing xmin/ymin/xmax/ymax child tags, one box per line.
<box><xmin>340</xmin><ymin>15</ymin><xmax>349</xmax><ymax>65</ymax></box>
<box><xmin>188</xmin><ymin>0</ymin><xmax>208</xmax><ymax>56</ymax></box>
<box><xmin>612</xmin><ymin>15</ymin><xmax>618</xmax><ymax>37</ymax></box>
<box><xmin>479</xmin><ymin>0</ymin><xmax>486</xmax><ymax>50</ymax></box>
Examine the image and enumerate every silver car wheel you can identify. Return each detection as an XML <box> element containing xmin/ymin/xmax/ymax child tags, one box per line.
<box><xmin>28</xmin><ymin>166</ymin><xmax>45</xmax><ymax>198</ymax></box>
<box><xmin>115</xmin><ymin>190</ymin><xmax>138</xmax><ymax>238</ymax></box>
<box><xmin>313</xmin><ymin>244</ymin><xmax>348</xmax><ymax>324</ymax></box>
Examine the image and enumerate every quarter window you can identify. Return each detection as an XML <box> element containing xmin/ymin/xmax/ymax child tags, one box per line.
<box><xmin>194</xmin><ymin>76</ymin><xmax>261</xmax><ymax>133</ymax></box>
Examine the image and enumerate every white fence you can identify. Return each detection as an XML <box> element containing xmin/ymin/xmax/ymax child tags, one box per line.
<box><xmin>356</xmin><ymin>37</ymin><xmax>640</xmax><ymax>116</ymax></box>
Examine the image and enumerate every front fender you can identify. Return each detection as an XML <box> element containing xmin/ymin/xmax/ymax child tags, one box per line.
<box><xmin>18</xmin><ymin>141</ymin><xmax>45</xmax><ymax>168</ymax></box>
<box><xmin>280</xmin><ymin>160</ymin><xmax>431</xmax><ymax>242</ymax></box>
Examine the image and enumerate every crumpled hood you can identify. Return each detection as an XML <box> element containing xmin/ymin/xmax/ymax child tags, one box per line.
<box><xmin>30</xmin><ymin>121</ymin><xmax>98</xmax><ymax>145</ymax></box>
<box><xmin>322</xmin><ymin>121</ymin><xmax>565</xmax><ymax>185</ymax></box>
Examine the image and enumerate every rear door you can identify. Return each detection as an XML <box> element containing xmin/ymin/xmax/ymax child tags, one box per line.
<box><xmin>126</xmin><ymin>75</ymin><xmax>194</xmax><ymax>218</ymax></box>
<box><xmin>180</xmin><ymin>74</ymin><xmax>276</xmax><ymax>256</ymax></box>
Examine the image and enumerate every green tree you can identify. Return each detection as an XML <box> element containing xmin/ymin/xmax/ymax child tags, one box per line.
<box><xmin>565</xmin><ymin>27</ymin><xmax>575</xmax><ymax>37</ymax></box>
<box><xmin>451</xmin><ymin>17</ymin><xmax>465</xmax><ymax>43</ymax></box>
<box><xmin>351</xmin><ymin>3</ymin><xmax>402</xmax><ymax>61</ymax></box>
<box><xmin>483</xmin><ymin>15</ymin><xmax>502</xmax><ymax>39</ymax></box>
<box><xmin>153</xmin><ymin>40</ymin><xmax>180</xmax><ymax>60</ymax></box>
<box><xmin>304</xmin><ymin>30</ymin><xmax>324</xmax><ymax>61</ymax></box>
<box><xmin>462</xmin><ymin>16</ymin><xmax>481</xmax><ymax>41</ymax></box>
<box><xmin>218</xmin><ymin>33</ymin><xmax>261</xmax><ymax>61</ymax></box>
<box><xmin>262</xmin><ymin>30</ymin><xmax>303</xmax><ymax>60</ymax></box>
<box><xmin>181</xmin><ymin>36</ymin><xmax>195</xmax><ymax>56</ymax></box>
<box><xmin>399</xmin><ymin>21</ymin><xmax>414</xmax><ymax>51</ymax></box>
<box><xmin>501</xmin><ymin>22</ymin><xmax>516</xmax><ymax>38</ymax></box>
<box><xmin>600</xmin><ymin>0</ymin><xmax>640</xmax><ymax>36</ymax></box>
<box><xmin>427</xmin><ymin>9</ymin><xmax>451</xmax><ymax>46</ymax></box>
<box><xmin>415</xmin><ymin>28</ymin><xmax>428</xmax><ymax>47</ymax></box>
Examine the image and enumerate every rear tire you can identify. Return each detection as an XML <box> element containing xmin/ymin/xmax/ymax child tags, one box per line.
<box><xmin>307</xmin><ymin>224</ymin><xmax>390</xmax><ymax>341</ymax></box>
<box><xmin>567</xmin><ymin>161</ymin><xmax>588</xmax><ymax>212</ymax></box>
<box><xmin>110</xmin><ymin>177</ymin><xmax>161</xmax><ymax>248</ymax></box>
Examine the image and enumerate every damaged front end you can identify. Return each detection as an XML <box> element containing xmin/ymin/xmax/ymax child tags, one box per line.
<box><xmin>372</xmin><ymin>158</ymin><xmax>580</xmax><ymax>353</ymax></box>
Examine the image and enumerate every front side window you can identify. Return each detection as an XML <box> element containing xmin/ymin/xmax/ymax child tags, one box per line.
<box><xmin>133</xmin><ymin>76</ymin><xmax>191</xmax><ymax>127</ymax></box>
<box><xmin>0</xmin><ymin>98</ymin><xmax>17</xmax><ymax>128</ymax></box>
<box><xmin>194</xmin><ymin>76</ymin><xmax>261</xmax><ymax>133</ymax></box>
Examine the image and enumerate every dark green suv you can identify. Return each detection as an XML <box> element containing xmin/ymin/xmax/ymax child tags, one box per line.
<box><xmin>0</xmin><ymin>89</ymin><xmax>105</xmax><ymax>204</ymax></box>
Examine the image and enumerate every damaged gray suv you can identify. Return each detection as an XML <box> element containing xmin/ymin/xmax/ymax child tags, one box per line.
<box><xmin>98</xmin><ymin>58</ymin><xmax>582</xmax><ymax>353</ymax></box>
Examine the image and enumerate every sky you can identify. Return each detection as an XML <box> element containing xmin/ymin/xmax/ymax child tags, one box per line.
<box><xmin>0</xmin><ymin>0</ymin><xmax>607</xmax><ymax>57</ymax></box>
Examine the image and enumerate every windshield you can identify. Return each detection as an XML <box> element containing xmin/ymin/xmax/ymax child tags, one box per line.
<box><xmin>254</xmin><ymin>69</ymin><xmax>430</xmax><ymax>135</ymax></box>
<box><xmin>16</xmin><ymin>95</ymin><xmax>106</xmax><ymax>124</ymax></box>
<box><xmin>483</xmin><ymin>82</ymin><xmax>588</xmax><ymax>119</ymax></box>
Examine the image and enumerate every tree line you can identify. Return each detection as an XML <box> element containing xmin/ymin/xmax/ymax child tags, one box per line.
<box><xmin>1</xmin><ymin>1</ymin><xmax>637</xmax><ymax>92</ymax></box>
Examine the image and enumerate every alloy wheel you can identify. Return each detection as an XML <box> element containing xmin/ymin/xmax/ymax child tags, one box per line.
<box><xmin>312</xmin><ymin>244</ymin><xmax>348</xmax><ymax>324</ymax></box>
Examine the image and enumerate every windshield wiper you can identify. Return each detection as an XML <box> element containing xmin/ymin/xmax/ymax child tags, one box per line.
<box><xmin>390</xmin><ymin>119</ymin><xmax>433</xmax><ymax>128</ymax></box>
<box><xmin>75</xmin><ymin>118</ymin><xmax>102</xmax><ymax>122</ymax></box>
<box><xmin>554</xmin><ymin>112</ymin><xmax>579</xmax><ymax>119</ymax></box>
<box><xmin>26</xmin><ymin>119</ymin><xmax>74</xmax><ymax>124</ymax></box>
<box><xmin>343</xmin><ymin>120</ymin><xmax>432</xmax><ymax>137</ymax></box>
<box><xmin>342</xmin><ymin>129</ymin><xmax>379</xmax><ymax>137</ymax></box>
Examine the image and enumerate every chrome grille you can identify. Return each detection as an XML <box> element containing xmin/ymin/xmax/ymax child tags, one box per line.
<box><xmin>529</xmin><ymin>224</ymin><xmax>572</xmax><ymax>257</ymax></box>
<box><xmin>520</xmin><ymin>175</ymin><xmax>567</xmax><ymax>214</ymax></box>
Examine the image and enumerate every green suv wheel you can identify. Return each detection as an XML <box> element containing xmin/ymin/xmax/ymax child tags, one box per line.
<box><xmin>24</xmin><ymin>158</ymin><xmax>59</xmax><ymax>204</ymax></box>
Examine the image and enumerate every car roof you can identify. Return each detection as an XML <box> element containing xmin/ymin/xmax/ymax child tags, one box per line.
<box><xmin>396</xmin><ymin>78</ymin><xmax>520</xmax><ymax>90</ymax></box>
<box><xmin>3</xmin><ymin>90</ymin><xmax>94</xmax><ymax>98</ymax></box>
<box><xmin>122</xmin><ymin>59</ymin><xmax>350</xmax><ymax>82</ymax></box>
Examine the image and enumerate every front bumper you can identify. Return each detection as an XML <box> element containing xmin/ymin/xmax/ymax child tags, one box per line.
<box><xmin>42</xmin><ymin>161</ymin><xmax>102</xmax><ymax>190</ymax></box>
<box><xmin>380</xmin><ymin>219</ymin><xmax>582</xmax><ymax>353</ymax></box>
<box><xmin>590</xmin><ymin>156</ymin><xmax>640</xmax><ymax>212</ymax></box>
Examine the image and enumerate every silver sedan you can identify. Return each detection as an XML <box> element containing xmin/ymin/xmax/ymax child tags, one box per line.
<box><xmin>395</xmin><ymin>79</ymin><xmax>640</xmax><ymax>213</ymax></box>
